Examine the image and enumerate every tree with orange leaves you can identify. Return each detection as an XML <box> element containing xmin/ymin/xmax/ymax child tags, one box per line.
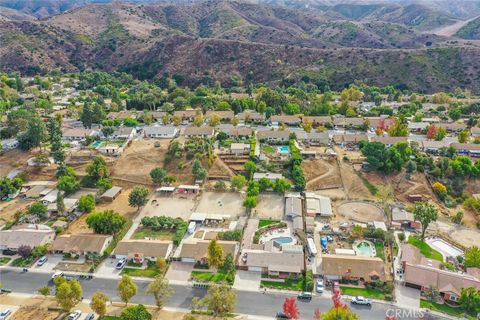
<box><xmin>282</xmin><ymin>297</ymin><xmax>299</xmax><ymax>319</ymax></box>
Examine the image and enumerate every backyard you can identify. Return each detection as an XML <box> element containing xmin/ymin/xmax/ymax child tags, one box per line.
<box><xmin>258</xmin><ymin>219</ymin><xmax>280</xmax><ymax>228</ymax></box>
<box><xmin>408</xmin><ymin>236</ymin><xmax>443</xmax><ymax>262</ymax></box>
<box><xmin>132</xmin><ymin>227</ymin><xmax>175</xmax><ymax>241</ymax></box>
<box><xmin>374</xmin><ymin>241</ymin><xmax>385</xmax><ymax>261</ymax></box>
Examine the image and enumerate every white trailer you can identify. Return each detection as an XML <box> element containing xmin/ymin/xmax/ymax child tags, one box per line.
<box><xmin>307</xmin><ymin>237</ymin><xmax>317</xmax><ymax>256</ymax></box>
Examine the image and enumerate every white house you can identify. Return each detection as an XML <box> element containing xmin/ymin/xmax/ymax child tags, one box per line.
<box><xmin>143</xmin><ymin>126</ymin><xmax>179</xmax><ymax>139</ymax></box>
<box><xmin>111</xmin><ymin>126</ymin><xmax>136</xmax><ymax>140</ymax></box>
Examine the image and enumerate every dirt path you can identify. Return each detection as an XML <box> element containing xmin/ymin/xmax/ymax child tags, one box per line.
<box><xmin>430</xmin><ymin>15</ymin><xmax>480</xmax><ymax>37</ymax></box>
<box><xmin>306</xmin><ymin>161</ymin><xmax>336</xmax><ymax>189</ymax></box>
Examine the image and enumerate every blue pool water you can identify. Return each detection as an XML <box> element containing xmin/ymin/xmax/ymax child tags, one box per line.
<box><xmin>91</xmin><ymin>141</ymin><xmax>103</xmax><ymax>148</ymax></box>
<box><xmin>273</xmin><ymin>237</ymin><xmax>293</xmax><ymax>244</ymax></box>
<box><xmin>277</xmin><ymin>146</ymin><xmax>290</xmax><ymax>154</ymax></box>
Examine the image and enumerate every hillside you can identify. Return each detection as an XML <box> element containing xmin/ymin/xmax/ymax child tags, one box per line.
<box><xmin>0</xmin><ymin>7</ymin><xmax>35</xmax><ymax>21</ymax></box>
<box><xmin>455</xmin><ymin>16</ymin><xmax>480</xmax><ymax>40</ymax></box>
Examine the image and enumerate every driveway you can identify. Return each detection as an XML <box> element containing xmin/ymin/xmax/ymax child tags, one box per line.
<box><xmin>165</xmin><ymin>261</ymin><xmax>194</xmax><ymax>284</ymax></box>
<box><xmin>233</xmin><ymin>270</ymin><xmax>261</xmax><ymax>292</ymax></box>
<box><xmin>31</xmin><ymin>255</ymin><xmax>63</xmax><ymax>272</ymax></box>
<box><xmin>95</xmin><ymin>258</ymin><xmax>123</xmax><ymax>278</ymax></box>
<box><xmin>395</xmin><ymin>284</ymin><xmax>420</xmax><ymax>309</ymax></box>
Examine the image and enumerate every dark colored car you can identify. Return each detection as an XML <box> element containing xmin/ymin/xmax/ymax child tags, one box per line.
<box><xmin>275</xmin><ymin>311</ymin><xmax>288</xmax><ymax>319</ymax></box>
<box><xmin>297</xmin><ymin>292</ymin><xmax>312</xmax><ymax>301</ymax></box>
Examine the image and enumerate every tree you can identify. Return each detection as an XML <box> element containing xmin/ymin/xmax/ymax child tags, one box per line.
<box><xmin>458</xmin><ymin>130</ymin><xmax>470</xmax><ymax>143</ymax></box>
<box><xmin>406</xmin><ymin>160</ymin><xmax>416</xmax><ymax>178</ymax></box>
<box><xmin>413</xmin><ymin>202</ymin><xmax>438</xmax><ymax>240</ymax></box>
<box><xmin>243</xmin><ymin>195</ymin><xmax>257</xmax><ymax>209</ymax></box>
<box><xmin>56</xmin><ymin>191</ymin><xmax>65</xmax><ymax>214</ymax></box>
<box><xmin>244</xmin><ymin>160</ymin><xmax>256</xmax><ymax>179</ymax></box>
<box><xmin>81</xmin><ymin>102</ymin><xmax>93</xmax><ymax>129</ymax></box>
<box><xmin>192</xmin><ymin>160</ymin><xmax>207</xmax><ymax>181</ymax></box>
<box><xmin>202</xmin><ymin>283</ymin><xmax>236</xmax><ymax>317</ymax></box>
<box><xmin>292</xmin><ymin>165</ymin><xmax>306</xmax><ymax>191</ymax></box>
<box><xmin>193</xmin><ymin>114</ymin><xmax>203</xmax><ymax>127</ymax></box>
<box><xmin>464</xmin><ymin>246</ymin><xmax>480</xmax><ymax>268</ymax></box>
<box><xmin>18</xmin><ymin>116</ymin><xmax>47</xmax><ymax>151</ymax></box>
<box><xmin>459</xmin><ymin>287</ymin><xmax>480</xmax><ymax>315</ymax></box>
<box><xmin>86</xmin><ymin>210</ymin><xmax>126</xmax><ymax>234</ymax></box>
<box><xmin>120</xmin><ymin>304</ymin><xmax>151</xmax><ymax>320</ymax></box>
<box><xmin>388</xmin><ymin>118</ymin><xmax>408</xmax><ymax>137</ymax></box>
<box><xmin>90</xmin><ymin>291</ymin><xmax>109</xmax><ymax>317</ymax></box>
<box><xmin>426</xmin><ymin>125</ymin><xmax>437</xmax><ymax>140</ymax></box>
<box><xmin>150</xmin><ymin>167</ymin><xmax>166</xmax><ymax>186</ymax></box>
<box><xmin>146</xmin><ymin>274</ymin><xmax>173</xmax><ymax>309</ymax></box>
<box><xmin>258</xmin><ymin>177</ymin><xmax>272</xmax><ymax>192</ymax></box>
<box><xmin>55</xmin><ymin>278</ymin><xmax>83</xmax><ymax>311</ymax></box>
<box><xmin>85</xmin><ymin>156</ymin><xmax>109</xmax><ymax>185</ymax></box>
<box><xmin>434</xmin><ymin>127</ymin><xmax>446</xmax><ymax>141</ymax></box>
<box><xmin>28</xmin><ymin>202</ymin><xmax>47</xmax><ymax>218</ymax></box>
<box><xmin>58</xmin><ymin>175</ymin><xmax>79</xmax><ymax>195</ymax></box>
<box><xmin>209</xmin><ymin>115</ymin><xmax>220</xmax><ymax>126</ymax></box>
<box><xmin>282</xmin><ymin>297</ymin><xmax>299</xmax><ymax>320</ymax></box>
<box><xmin>273</xmin><ymin>179</ymin><xmax>291</xmax><ymax>194</ymax></box>
<box><xmin>207</xmin><ymin>239</ymin><xmax>224</xmax><ymax>269</ymax></box>
<box><xmin>38</xmin><ymin>286</ymin><xmax>50</xmax><ymax>297</ymax></box>
<box><xmin>155</xmin><ymin>258</ymin><xmax>167</xmax><ymax>274</ymax></box>
<box><xmin>17</xmin><ymin>245</ymin><xmax>32</xmax><ymax>258</ymax></box>
<box><xmin>97</xmin><ymin>177</ymin><xmax>113</xmax><ymax>192</ymax></box>
<box><xmin>128</xmin><ymin>186</ymin><xmax>149</xmax><ymax>211</ymax></box>
<box><xmin>213</xmin><ymin>180</ymin><xmax>226</xmax><ymax>191</ymax></box>
<box><xmin>117</xmin><ymin>275</ymin><xmax>137</xmax><ymax>305</ymax></box>
<box><xmin>230</xmin><ymin>175</ymin><xmax>247</xmax><ymax>191</ymax></box>
<box><xmin>423</xmin><ymin>285</ymin><xmax>440</xmax><ymax>303</ymax></box>
<box><xmin>78</xmin><ymin>194</ymin><xmax>95</xmax><ymax>213</ymax></box>
<box><xmin>321</xmin><ymin>308</ymin><xmax>359</xmax><ymax>320</ymax></box>
<box><xmin>351</xmin><ymin>225</ymin><xmax>363</xmax><ymax>239</ymax></box>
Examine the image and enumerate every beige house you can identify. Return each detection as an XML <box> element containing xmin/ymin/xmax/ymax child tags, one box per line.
<box><xmin>320</xmin><ymin>254</ymin><xmax>386</xmax><ymax>282</ymax></box>
<box><xmin>184</xmin><ymin>126</ymin><xmax>215</xmax><ymax>138</ymax></box>
<box><xmin>178</xmin><ymin>240</ymin><xmax>238</xmax><ymax>263</ymax></box>
<box><xmin>113</xmin><ymin>240</ymin><xmax>173</xmax><ymax>263</ymax></box>
<box><xmin>52</xmin><ymin>234</ymin><xmax>113</xmax><ymax>255</ymax></box>
<box><xmin>0</xmin><ymin>224</ymin><xmax>55</xmax><ymax>250</ymax></box>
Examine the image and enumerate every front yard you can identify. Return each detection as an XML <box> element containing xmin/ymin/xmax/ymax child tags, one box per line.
<box><xmin>12</xmin><ymin>256</ymin><xmax>35</xmax><ymax>267</ymax></box>
<box><xmin>191</xmin><ymin>270</ymin><xmax>233</xmax><ymax>285</ymax></box>
<box><xmin>408</xmin><ymin>236</ymin><xmax>443</xmax><ymax>262</ymax></box>
<box><xmin>420</xmin><ymin>299</ymin><xmax>476</xmax><ymax>319</ymax></box>
<box><xmin>121</xmin><ymin>260</ymin><xmax>163</xmax><ymax>277</ymax></box>
<box><xmin>340</xmin><ymin>286</ymin><xmax>386</xmax><ymax>300</ymax></box>
<box><xmin>260</xmin><ymin>277</ymin><xmax>304</xmax><ymax>291</ymax></box>
<box><xmin>0</xmin><ymin>257</ymin><xmax>12</xmax><ymax>265</ymax></box>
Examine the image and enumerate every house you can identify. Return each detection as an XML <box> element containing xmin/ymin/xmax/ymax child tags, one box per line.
<box><xmin>174</xmin><ymin>110</ymin><xmax>200</xmax><ymax>123</ymax></box>
<box><xmin>305</xmin><ymin>193</ymin><xmax>332</xmax><ymax>217</ymax></box>
<box><xmin>184</xmin><ymin>126</ymin><xmax>215</xmax><ymax>138</ymax></box>
<box><xmin>302</xmin><ymin>116</ymin><xmax>332</xmax><ymax>127</ymax></box>
<box><xmin>450</xmin><ymin>143</ymin><xmax>480</xmax><ymax>157</ymax></box>
<box><xmin>98</xmin><ymin>144</ymin><xmax>122</xmax><ymax>155</ymax></box>
<box><xmin>408</xmin><ymin>122</ymin><xmax>429</xmax><ymax>133</ymax></box>
<box><xmin>41</xmin><ymin>189</ymin><xmax>59</xmax><ymax>205</ymax></box>
<box><xmin>52</xmin><ymin>234</ymin><xmax>113</xmax><ymax>255</ymax></box>
<box><xmin>177</xmin><ymin>185</ymin><xmax>201</xmax><ymax>194</ymax></box>
<box><xmin>391</xmin><ymin>207</ymin><xmax>420</xmax><ymax>229</ymax></box>
<box><xmin>143</xmin><ymin>126</ymin><xmax>178</xmax><ymax>139</ymax></box>
<box><xmin>1</xmin><ymin>138</ymin><xmax>19</xmax><ymax>150</ymax></box>
<box><xmin>111</xmin><ymin>126</ymin><xmax>136</xmax><ymax>140</ymax></box>
<box><xmin>400</xmin><ymin>244</ymin><xmax>441</xmax><ymax>271</ymax></box>
<box><xmin>471</xmin><ymin>126</ymin><xmax>480</xmax><ymax>138</ymax></box>
<box><xmin>332</xmin><ymin>134</ymin><xmax>368</xmax><ymax>147</ymax></box>
<box><xmin>295</xmin><ymin>132</ymin><xmax>329</xmax><ymax>146</ymax></box>
<box><xmin>47</xmin><ymin>198</ymin><xmax>78</xmax><ymax>214</ymax></box>
<box><xmin>237</xmin><ymin>110</ymin><xmax>265</xmax><ymax>123</ymax></box>
<box><xmin>219</xmin><ymin>127</ymin><xmax>253</xmax><ymax>139</ymax></box>
<box><xmin>420</xmin><ymin>140</ymin><xmax>451</xmax><ymax>154</ymax></box>
<box><xmin>271</xmin><ymin>115</ymin><xmax>301</xmax><ymax>126</ymax></box>
<box><xmin>257</xmin><ymin>130</ymin><xmax>290</xmax><ymax>143</ymax></box>
<box><xmin>239</xmin><ymin>248</ymin><xmax>304</xmax><ymax>277</ymax></box>
<box><xmin>62</xmin><ymin>128</ymin><xmax>99</xmax><ymax>141</ymax></box>
<box><xmin>178</xmin><ymin>240</ymin><xmax>238</xmax><ymax>263</ymax></box>
<box><xmin>436</xmin><ymin>122</ymin><xmax>467</xmax><ymax>133</ymax></box>
<box><xmin>0</xmin><ymin>224</ymin><xmax>55</xmax><ymax>250</ymax></box>
<box><xmin>365</xmin><ymin>117</ymin><xmax>396</xmax><ymax>131</ymax></box>
<box><xmin>113</xmin><ymin>240</ymin><xmax>173</xmax><ymax>263</ymax></box>
<box><xmin>333</xmin><ymin>117</ymin><xmax>365</xmax><ymax>128</ymax></box>
<box><xmin>205</xmin><ymin>110</ymin><xmax>234</xmax><ymax>122</ymax></box>
<box><xmin>253</xmin><ymin>172</ymin><xmax>283</xmax><ymax>182</ymax></box>
<box><xmin>24</xmin><ymin>185</ymin><xmax>53</xmax><ymax>200</ymax></box>
<box><xmin>404</xmin><ymin>263</ymin><xmax>480</xmax><ymax>303</ymax></box>
<box><xmin>101</xmin><ymin>186</ymin><xmax>122</xmax><ymax>202</ymax></box>
<box><xmin>370</xmin><ymin>136</ymin><xmax>408</xmax><ymax>147</ymax></box>
<box><xmin>230</xmin><ymin>143</ymin><xmax>250</xmax><ymax>156</ymax></box>
<box><xmin>285</xmin><ymin>195</ymin><xmax>303</xmax><ymax>231</ymax></box>
<box><xmin>107</xmin><ymin>111</ymin><xmax>135</xmax><ymax>120</ymax></box>
<box><xmin>150</xmin><ymin>111</ymin><xmax>167</xmax><ymax>122</ymax></box>
<box><xmin>320</xmin><ymin>254</ymin><xmax>386</xmax><ymax>282</ymax></box>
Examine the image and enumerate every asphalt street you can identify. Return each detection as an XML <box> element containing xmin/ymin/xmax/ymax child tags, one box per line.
<box><xmin>0</xmin><ymin>268</ymin><xmax>431</xmax><ymax>319</ymax></box>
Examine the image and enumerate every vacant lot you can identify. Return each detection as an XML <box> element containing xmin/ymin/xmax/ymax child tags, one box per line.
<box><xmin>10</xmin><ymin>307</ymin><xmax>58</xmax><ymax>320</ymax></box>
<box><xmin>142</xmin><ymin>194</ymin><xmax>196</xmax><ymax>219</ymax></box>
<box><xmin>0</xmin><ymin>198</ymin><xmax>32</xmax><ymax>226</ymax></box>
<box><xmin>303</xmin><ymin>158</ymin><xmax>342</xmax><ymax>191</ymax></box>
<box><xmin>254</xmin><ymin>194</ymin><xmax>284</xmax><ymax>219</ymax></box>
<box><xmin>0</xmin><ymin>149</ymin><xmax>35</xmax><ymax>177</ymax></box>
<box><xmin>337</xmin><ymin>201</ymin><xmax>385</xmax><ymax>222</ymax></box>
<box><xmin>196</xmin><ymin>192</ymin><xmax>245</xmax><ymax>218</ymax></box>
<box><xmin>111</xmin><ymin>139</ymin><xmax>168</xmax><ymax>186</ymax></box>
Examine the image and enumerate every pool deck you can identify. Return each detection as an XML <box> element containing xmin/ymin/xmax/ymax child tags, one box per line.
<box><xmin>426</xmin><ymin>237</ymin><xmax>463</xmax><ymax>260</ymax></box>
<box><xmin>352</xmin><ymin>240</ymin><xmax>376</xmax><ymax>257</ymax></box>
<box><xmin>260</xmin><ymin>227</ymin><xmax>296</xmax><ymax>246</ymax></box>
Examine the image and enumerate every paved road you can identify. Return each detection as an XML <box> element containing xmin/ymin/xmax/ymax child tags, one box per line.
<box><xmin>0</xmin><ymin>268</ymin><xmax>429</xmax><ymax>319</ymax></box>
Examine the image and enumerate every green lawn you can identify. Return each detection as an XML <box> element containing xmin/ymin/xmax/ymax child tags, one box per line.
<box><xmin>420</xmin><ymin>299</ymin><xmax>475</xmax><ymax>318</ymax></box>
<box><xmin>262</xmin><ymin>145</ymin><xmax>275</xmax><ymax>154</ymax></box>
<box><xmin>0</xmin><ymin>257</ymin><xmax>11</xmax><ymax>265</ymax></box>
<box><xmin>121</xmin><ymin>261</ymin><xmax>162</xmax><ymax>278</ymax></box>
<box><xmin>259</xmin><ymin>219</ymin><xmax>280</xmax><ymax>228</ymax></box>
<box><xmin>261</xmin><ymin>278</ymin><xmax>304</xmax><ymax>291</ymax></box>
<box><xmin>12</xmin><ymin>256</ymin><xmax>34</xmax><ymax>267</ymax></box>
<box><xmin>191</xmin><ymin>271</ymin><xmax>232</xmax><ymax>284</ymax></box>
<box><xmin>132</xmin><ymin>227</ymin><xmax>174</xmax><ymax>241</ymax></box>
<box><xmin>374</xmin><ymin>241</ymin><xmax>385</xmax><ymax>261</ymax></box>
<box><xmin>339</xmin><ymin>286</ymin><xmax>386</xmax><ymax>300</ymax></box>
<box><xmin>408</xmin><ymin>236</ymin><xmax>444</xmax><ymax>262</ymax></box>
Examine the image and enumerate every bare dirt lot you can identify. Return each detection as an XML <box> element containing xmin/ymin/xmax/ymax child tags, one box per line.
<box><xmin>0</xmin><ymin>149</ymin><xmax>36</xmax><ymax>177</ymax></box>
<box><xmin>337</xmin><ymin>200</ymin><xmax>385</xmax><ymax>223</ymax></box>
<box><xmin>142</xmin><ymin>194</ymin><xmax>196</xmax><ymax>219</ymax></box>
<box><xmin>254</xmin><ymin>193</ymin><xmax>285</xmax><ymax>219</ymax></box>
<box><xmin>303</xmin><ymin>158</ymin><xmax>342</xmax><ymax>191</ymax></box>
<box><xmin>9</xmin><ymin>307</ymin><xmax>59</xmax><ymax>320</ymax></box>
<box><xmin>0</xmin><ymin>198</ymin><xmax>31</xmax><ymax>226</ymax></box>
<box><xmin>196</xmin><ymin>192</ymin><xmax>245</xmax><ymax>218</ymax></box>
<box><xmin>111</xmin><ymin>139</ymin><xmax>168</xmax><ymax>186</ymax></box>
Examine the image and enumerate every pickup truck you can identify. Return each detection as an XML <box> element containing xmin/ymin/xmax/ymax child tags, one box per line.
<box><xmin>350</xmin><ymin>296</ymin><xmax>372</xmax><ymax>306</ymax></box>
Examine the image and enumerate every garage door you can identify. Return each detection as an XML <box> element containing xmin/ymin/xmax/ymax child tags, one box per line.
<box><xmin>182</xmin><ymin>258</ymin><xmax>196</xmax><ymax>263</ymax></box>
<box><xmin>248</xmin><ymin>266</ymin><xmax>262</xmax><ymax>272</ymax></box>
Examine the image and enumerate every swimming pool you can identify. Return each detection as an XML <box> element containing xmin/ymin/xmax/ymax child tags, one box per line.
<box><xmin>91</xmin><ymin>140</ymin><xmax>103</xmax><ymax>148</ymax></box>
<box><xmin>353</xmin><ymin>240</ymin><xmax>376</xmax><ymax>257</ymax></box>
<box><xmin>272</xmin><ymin>237</ymin><xmax>294</xmax><ymax>245</ymax></box>
<box><xmin>277</xmin><ymin>146</ymin><xmax>290</xmax><ymax>154</ymax></box>
<box><xmin>428</xmin><ymin>238</ymin><xmax>463</xmax><ymax>258</ymax></box>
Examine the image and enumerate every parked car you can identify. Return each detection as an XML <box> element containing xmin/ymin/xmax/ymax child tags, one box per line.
<box><xmin>241</xmin><ymin>252</ymin><xmax>247</xmax><ymax>263</ymax></box>
<box><xmin>115</xmin><ymin>258</ymin><xmax>127</xmax><ymax>270</ymax></box>
<box><xmin>84</xmin><ymin>313</ymin><xmax>95</xmax><ymax>320</ymax></box>
<box><xmin>51</xmin><ymin>271</ymin><xmax>64</xmax><ymax>280</ymax></box>
<box><xmin>297</xmin><ymin>292</ymin><xmax>312</xmax><ymax>301</ymax></box>
<box><xmin>351</xmin><ymin>296</ymin><xmax>372</xmax><ymax>306</ymax></box>
<box><xmin>67</xmin><ymin>310</ymin><xmax>82</xmax><ymax>320</ymax></box>
<box><xmin>316</xmin><ymin>279</ymin><xmax>324</xmax><ymax>293</ymax></box>
<box><xmin>322</xmin><ymin>224</ymin><xmax>331</xmax><ymax>231</ymax></box>
<box><xmin>37</xmin><ymin>256</ymin><xmax>48</xmax><ymax>266</ymax></box>
<box><xmin>0</xmin><ymin>309</ymin><xmax>11</xmax><ymax>320</ymax></box>
<box><xmin>326</xmin><ymin>236</ymin><xmax>334</xmax><ymax>242</ymax></box>
<box><xmin>275</xmin><ymin>311</ymin><xmax>289</xmax><ymax>319</ymax></box>
<box><xmin>64</xmin><ymin>274</ymin><xmax>76</xmax><ymax>281</ymax></box>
